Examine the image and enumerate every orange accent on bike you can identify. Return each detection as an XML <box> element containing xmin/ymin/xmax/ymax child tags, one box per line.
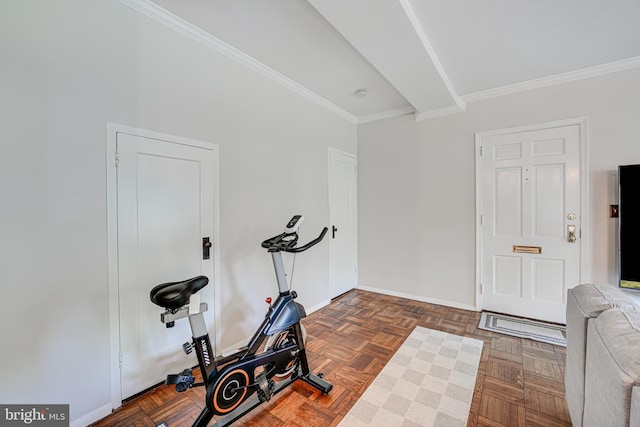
<box><xmin>212</xmin><ymin>369</ymin><xmax>249</xmax><ymax>414</ymax></box>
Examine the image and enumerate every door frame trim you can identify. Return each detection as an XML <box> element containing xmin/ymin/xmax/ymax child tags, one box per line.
<box><xmin>474</xmin><ymin>117</ymin><xmax>590</xmax><ymax>312</ymax></box>
<box><xmin>106</xmin><ymin>123</ymin><xmax>221</xmax><ymax>409</ymax></box>
<box><xmin>328</xmin><ymin>147</ymin><xmax>358</xmax><ymax>298</ymax></box>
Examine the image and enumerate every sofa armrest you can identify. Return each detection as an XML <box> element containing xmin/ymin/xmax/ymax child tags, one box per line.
<box><xmin>565</xmin><ymin>284</ymin><xmax>637</xmax><ymax>427</ymax></box>
<box><xmin>583</xmin><ymin>308</ymin><xmax>640</xmax><ymax>427</ymax></box>
<box><xmin>631</xmin><ymin>386</ymin><xmax>640</xmax><ymax>427</ymax></box>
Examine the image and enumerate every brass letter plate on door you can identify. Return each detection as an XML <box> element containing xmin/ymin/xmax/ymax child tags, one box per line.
<box><xmin>513</xmin><ymin>245</ymin><xmax>542</xmax><ymax>254</ymax></box>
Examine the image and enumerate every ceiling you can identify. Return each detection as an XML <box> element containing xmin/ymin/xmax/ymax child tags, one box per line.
<box><xmin>144</xmin><ymin>0</ymin><xmax>640</xmax><ymax>124</ymax></box>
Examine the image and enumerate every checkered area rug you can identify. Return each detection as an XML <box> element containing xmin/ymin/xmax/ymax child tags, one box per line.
<box><xmin>478</xmin><ymin>312</ymin><xmax>567</xmax><ymax>347</ymax></box>
<box><xmin>338</xmin><ymin>327</ymin><xmax>483</xmax><ymax>427</ymax></box>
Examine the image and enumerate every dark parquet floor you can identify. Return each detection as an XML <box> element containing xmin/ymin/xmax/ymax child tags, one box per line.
<box><xmin>93</xmin><ymin>290</ymin><xmax>571</xmax><ymax>426</ymax></box>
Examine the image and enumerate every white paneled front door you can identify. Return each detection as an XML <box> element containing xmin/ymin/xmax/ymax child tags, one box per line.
<box><xmin>478</xmin><ymin>124</ymin><xmax>582</xmax><ymax>323</ymax></box>
<box><xmin>116</xmin><ymin>131</ymin><xmax>217</xmax><ymax>399</ymax></box>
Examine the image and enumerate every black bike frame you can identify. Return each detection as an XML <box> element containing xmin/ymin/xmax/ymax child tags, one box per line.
<box><xmin>158</xmin><ymin>225</ymin><xmax>332</xmax><ymax>427</ymax></box>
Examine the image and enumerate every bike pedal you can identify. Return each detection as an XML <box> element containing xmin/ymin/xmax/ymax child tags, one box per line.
<box><xmin>183</xmin><ymin>342</ymin><xmax>193</xmax><ymax>355</ymax></box>
<box><xmin>175</xmin><ymin>381</ymin><xmax>193</xmax><ymax>392</ymax></box>
<box><xmin>256</xmin><ymin>377</ymin><xmax>275</xmax><ymax>403</ymax></box>
<box><xmin>165</xmin><ymin>369</ymin><xmax>194</xmax><ymax>387</ymax></box>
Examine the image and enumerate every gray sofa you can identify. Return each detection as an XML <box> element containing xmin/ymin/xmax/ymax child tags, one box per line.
<box><xmin>565</xmin><ymin>284</ymin><xmax>640</xmax><ymax>427</ymax></box>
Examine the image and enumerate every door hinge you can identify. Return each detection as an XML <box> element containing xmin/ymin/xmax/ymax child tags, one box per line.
<box><xmin>480</xmin><ymin>146</ymin><xmax>484</xmax><ymax>156</ymax></box>
<box><xmin>480</xmin><ymin>283</ymin><xmax>485</xmax><ymax>294</ymax></box>
<box><xmin>119</xmin><ymin>352</ymin><xmax>123</xmax><ymax>368</ymax></box>
<box><xmin>480</xmin><ymin>214</ymin><xmax>484</xmax><ymax>225</ymax></box>
<box><xmin>115</xmin><ymin>151</ymin><xmax>120</xmax><ymax>168</ymax></box>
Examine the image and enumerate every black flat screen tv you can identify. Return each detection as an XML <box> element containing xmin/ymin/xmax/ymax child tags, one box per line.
<box><xmin>619</xmin><ymin>164</ymin><xmax>640</xmax><ymax>289</ymax></box>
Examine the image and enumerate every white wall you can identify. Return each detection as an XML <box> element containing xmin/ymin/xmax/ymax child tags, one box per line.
<box><xmin>0</xmin><ymin>0</ymin><xmax>355</xmax><ymax>424</ymax></box>
<box><xmin>358</xmin><ymin>67</ymin><xmax>640</xmax><ymax>307</ymax></box>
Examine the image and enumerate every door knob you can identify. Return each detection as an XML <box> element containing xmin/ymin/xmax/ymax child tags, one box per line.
<box><xmin>567</xmin><ymin>225</ymin><xmax>576</xmax><ymax>243</ymax></box>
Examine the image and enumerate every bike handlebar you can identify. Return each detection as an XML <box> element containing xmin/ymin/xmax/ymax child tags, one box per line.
<box><xmin>261</xmin><ymin>226</ymin><xmax>328</xmax><ymax>253</ymax></box>
<box><xmin>286</xmin><ymin>227</ymin><xmax>328</xmax><ymax>253</ymax></box>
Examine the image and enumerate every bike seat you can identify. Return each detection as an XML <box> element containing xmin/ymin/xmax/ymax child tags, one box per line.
<box><xmin>150</xmin><ymin>276</ymin><xmax>209</xmax><ymax>310</ymax></box>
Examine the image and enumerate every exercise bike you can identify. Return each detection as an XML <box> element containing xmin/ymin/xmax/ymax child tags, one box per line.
<box><xmin>149</xmin><ymin>215</ymin><xmax>332</xmax><ymax>427</ymax></box>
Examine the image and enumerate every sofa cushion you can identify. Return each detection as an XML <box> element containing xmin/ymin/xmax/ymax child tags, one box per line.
<box><xmin>565</xmin><ymin>284</ymin><xmax>637</xmax><ymax>427</ymax></box>
<box><xmin>583</xmin><ymin>307</ymin><xmax>640</xmax><ymax>426</ymax></box>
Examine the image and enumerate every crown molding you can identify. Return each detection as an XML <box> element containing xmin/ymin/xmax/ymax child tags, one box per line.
<box><xmin>415</xmin><ymin>104</ymin><xmax>465</xmax><ymax>121</ymax></box>
<box><xmin>359</xmin><ymin>104</ymin><xmax>468</xmax><ymax>124</ymax></box>
<box><xmin>462</xmin><ymin>56</ymin><xmax>640</xmax><ymax>103</ymax></box>
<box><xmin>119</xmin><ymin>0</ymin><xmax>358</xmax><ymax>124</ymax></box>
<box><xmin>119</xmin><ymin>0</ymin><xmax>640</xmax><ymax>126</ymax></box>
<box><xmin>357</xmin><ymin>106</ymin><xmax>416</xmax><ymax>124</ymax></box>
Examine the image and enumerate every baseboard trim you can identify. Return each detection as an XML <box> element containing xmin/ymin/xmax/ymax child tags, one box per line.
<box><xmin>357</xmin><ymin>284</ymin><xmax>477</xmax><ymax>311</ymax></box>
<box><xmin>70</xmin><ymin>403</ymin><xmax>112</xmax><ymax>427</ymax></box>
<box><xmin>305</xmin><ymin>299</ymin><xmax>331</xmax><ymax>315</ymax></box>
